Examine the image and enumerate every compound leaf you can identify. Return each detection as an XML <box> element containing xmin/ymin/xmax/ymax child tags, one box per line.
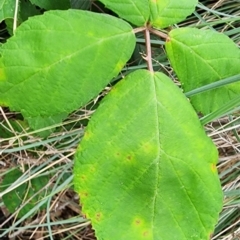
<box><xmin>165</xmin><ymin>27</ymin><xmax>240</xmax><ymax>115</ymax></box>
<box><xmin>74</xmin><ymin>70</ymin><xmax>223</xmax><ymax>240</ymax></box>
<box><xmin>149</xmin><ymin>0</ymin><xmax>198</xmax><ymax>29</ymax></box>
<box><xmin>0</xmin><ymin>10</ymin><xmax>135</xmax><ymax>131</ymax></box>
<box><xmin>0</xmin><ymin>0</ymin><xmax>16</xmax><ymax>22</ymax></box>
<box><xmin>99</xmin><ymin>0</ymin><xmax>149</xmax><ymax>26</ymax></box>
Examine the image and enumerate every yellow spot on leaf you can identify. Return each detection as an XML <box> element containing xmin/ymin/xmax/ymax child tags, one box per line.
<box><xmin>80</xmin><ymin>175</ymin><xmax>86</xmax><ymax>180</ymax></box>
<box><xmin>95</xmin><ymin>212</ymin><xmax>102</xmax><ymax>222</ymax></box>
<box><xmin>114</xmin><ymin>61</ymin><xmax>124</xmax><ymax>73</ymax></box>
<box><xmin>90</xmin><ymin>165</ymin><xmax>96</xmax><ymax>173</ymax></box>
<box><xmin>211</xmin><ymin>163</ymin><xmax>217</xmax><ymax>173</ymax></box>
<box><xmin>0</xmin><ymin>68</ymin><xmax>6</xmax><ymax>82</ymax></box>
<box><xmin>135</xmin><ymin>219</ymin><xmax>141</xmax><ymax>225</ymax></box>
<box><xmin>166</xmin><ymin>37</ymin><xmax>171</xmax><ymax>42</ymax></box>
<box><xmin>143</xmin><ymin>231</ymin><xmax>150</xmax><ymax>237</ymax></box>
<box><xmin>133</xmin><ymin>217</ymin><xmax>144</xmax><ymax>227</ymax></box>
<box><xmin>80</xmin><ymin>191</ymin><xmax>88</xmax><ymax>198</ymax></box>
<box><xmin>87</xmin><ymin>31</ymin><xmax>94</xmax><ymax>37</ymax></box>
<box><xmin>142</xmin><ymin>142</ymin><xmax>156</xmax><ymax>153</ymax></box>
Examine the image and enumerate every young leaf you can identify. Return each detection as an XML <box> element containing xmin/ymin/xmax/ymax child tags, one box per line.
<box><xmin>149</xmin><ymin>0</ymin><xmax>198</xmax><ymax>29</ymax></box>
<box><xmin>74</xmin><ymin>70</ymin><xmax>223</xmax><ymax>240</ymax></box>
<box><xmin>99</xmin><ymin>0</ymin><xmax>149</xmax><ymax>26</ymax></box>
<box><xmin>0</xmin><ymin>0</ymin><xmax>16</xmax><ymax>22</ymax></box>
<box><xmin>0</xmin><ymin>10</ymin><xmax>135</xmax><ymax>131</ymax></box>
<box><xmin>165</xmin><ymin>27</ymin><xmax>240</xmax><ymax>115</ymax></box>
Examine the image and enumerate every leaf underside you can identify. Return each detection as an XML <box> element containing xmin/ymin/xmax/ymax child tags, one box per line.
<box><xmin>74</xmin><ymin>70</ymin><xmax>223</xmax><ymax>240</ymax></box>
<box><xmin>0</xmin><ymin>9</ymin><xmax>135</xmax><ymax>131</ymax></box>
<box><xmin>166</xmin><ymin>27</ymin><xmax>240</xmax><ymax>115</ymax></box>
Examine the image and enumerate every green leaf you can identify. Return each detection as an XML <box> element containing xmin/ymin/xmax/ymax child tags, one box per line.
<box><xmin>0</xmin><ymin>119</ymin><xmax>27</xmax><ymax>138</ymax></box>
<box><xmin>0</xmin><ymin>0</ymin><xmax>16</xmax><ymax>22</ymax></box>
<box><xmin>0</xmin><ymin>10</ymin><xmax>135</xmax><ymax>131</ymax></box>
<box><xmin>74</xmin><ymin>69</ymin><xmax>223</xmax><ymax>240</ymax></box>
<box><xmin>165</xmin><ymin>27</ymin><xmax>240</xmax><ymax>115</ymax></box>
<box><xmin>149</xmin><ymin>0</ymin><xmax>198</xmax><ymax>29</ymax></box>
<box><xmin>29</xmin><ymin>0</ymin><xmax>71</xmax><ymax>10</ymax></box>
<box><xmin>70</xmin><ymin>0</ymin><xmax>91</xmax><ymax>10</ymax></box>
<box><xmin>99</xmin><ymin>0</ymin><xmax>149</xmax><ymax>26</ymax></box>
<box><xmin>5</xmin><ymin>1</ymin><xmax>41</xmax><ymax>36</ymax></box>
<box><xmin>200</xmin><ymin>95</ymin><xmax>240</xmax><ymax>125</ymax></box>
<box><xmin>1</xmin><ymin>168</ymin><xmax>50</xmax><ymax>218</ymax></box>
<box><xmin>19</xmin><ymin>0</ymin><xmax>41</xmax><ymax>21</ymax></box>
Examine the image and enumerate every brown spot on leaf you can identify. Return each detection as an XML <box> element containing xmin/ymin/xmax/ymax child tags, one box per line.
<box><xmin>135</xmin><ymin>219</ymin><xmax>141</xmax><ymax>225</ymax></box>
<box><xmin>90</xmin><ymin>166</ymin><xmax>96</xmax><ymax>172</ymax></box>
<box><xmin>143</xmin><ymin>231</ymin><xmax>149</xmax><ymax>237</ymax></box>
<box><xmin>96</xmin><ymin>212</ymin><xmax>102</xmax><ymax>221</ymax></box>
<box><xmin>81</xmin><ymin>175</ymin><xmax>86</xmax><ymax>180</ymax></box>
<box><xmin>81</xmin><ymin>192</ymin><xmax>88</xmax><ymax>197</ymax></box>
<box><xmin>211</xmin><ymin>163</ymin><xmax>217</xmax><ymax>173</ymax></box>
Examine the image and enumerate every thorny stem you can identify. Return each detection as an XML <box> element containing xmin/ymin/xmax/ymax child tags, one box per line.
<box><xmin>144</xmin><ymin>26</ymin><xmax>153</xmax><ymax>72</ymax></box>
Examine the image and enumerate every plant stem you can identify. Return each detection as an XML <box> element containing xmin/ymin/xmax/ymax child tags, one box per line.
<box><xmin>149</xmin><ymin>27</ymin><xmax>168</xmax><ymax>40</ymax></box>
<box><xmin>13</xmin><ymin>0</ymin><xmax>19</xmax><ymax>34</ymax></box>
<box><xmin>144</xmin><ymin>27</ymin><xmax>153</xmax><ymax>72</ymax></box>
<box><xmin>133</xmin><ymin>26</ymin><xmax>146</xmax><ymax>34</ymax></box>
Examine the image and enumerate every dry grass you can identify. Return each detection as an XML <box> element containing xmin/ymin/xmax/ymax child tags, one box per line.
<box><xmin>1</xmin><ymin>107</ymin><xmax>240</xmax><ymax>239</ymax></box>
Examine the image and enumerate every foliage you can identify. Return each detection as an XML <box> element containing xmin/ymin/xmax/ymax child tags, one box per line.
<box><xmin>1</xmin><ymin>0</ymin><xmax>240</xmax><ymax>239</ymax></box>
<box><xmin>166</xmin><ymin>27</ymin><xmax>240</xmax><ymax>115</ymax></box>
<box><xmin>0</xmin><ymin>10</ymin><xmax>135</xmax><ymax>135</ymax></box>
<box><xmin>1</xmin><ymin>168</ymin><xmax>51</xmax><ymax>218</ymax></box>
<box><xmin>74</xmin><ymin>70</ymin><xmax>222</xmax><ymax>239</ymax></box>
<box><xmin>0</xmin><ymin>0</ymin><xmax>16</xmax><ymax>22</ymax></box>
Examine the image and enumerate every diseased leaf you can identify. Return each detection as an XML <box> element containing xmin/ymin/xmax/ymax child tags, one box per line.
<box><xmin>99</xmin><ymin>0</ymin><xmax>149</xmax><ymax>26</ymax></box>
<box><xmin>165</xmin><ymin>27</ymin><xmax>240</xmax><ymax>115</ymax></box>
<box><xmin>0</xmin><ymin>0</ymin><xmax>16</xmax><ymax>22</ymax></box>
<box><xmin>149</xmin><ymin>0</ymin><xmax>198</xmax><ymax>29</ymax></box>
<box><xmin>74</xmin><ymin>70</ymin><xmax>223</xmax><ymax>240</ymax></box>
<box><xmin>0</xmin><ymin>10</ymin><xmax>135</xmax><ymax>131</ymax></box>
